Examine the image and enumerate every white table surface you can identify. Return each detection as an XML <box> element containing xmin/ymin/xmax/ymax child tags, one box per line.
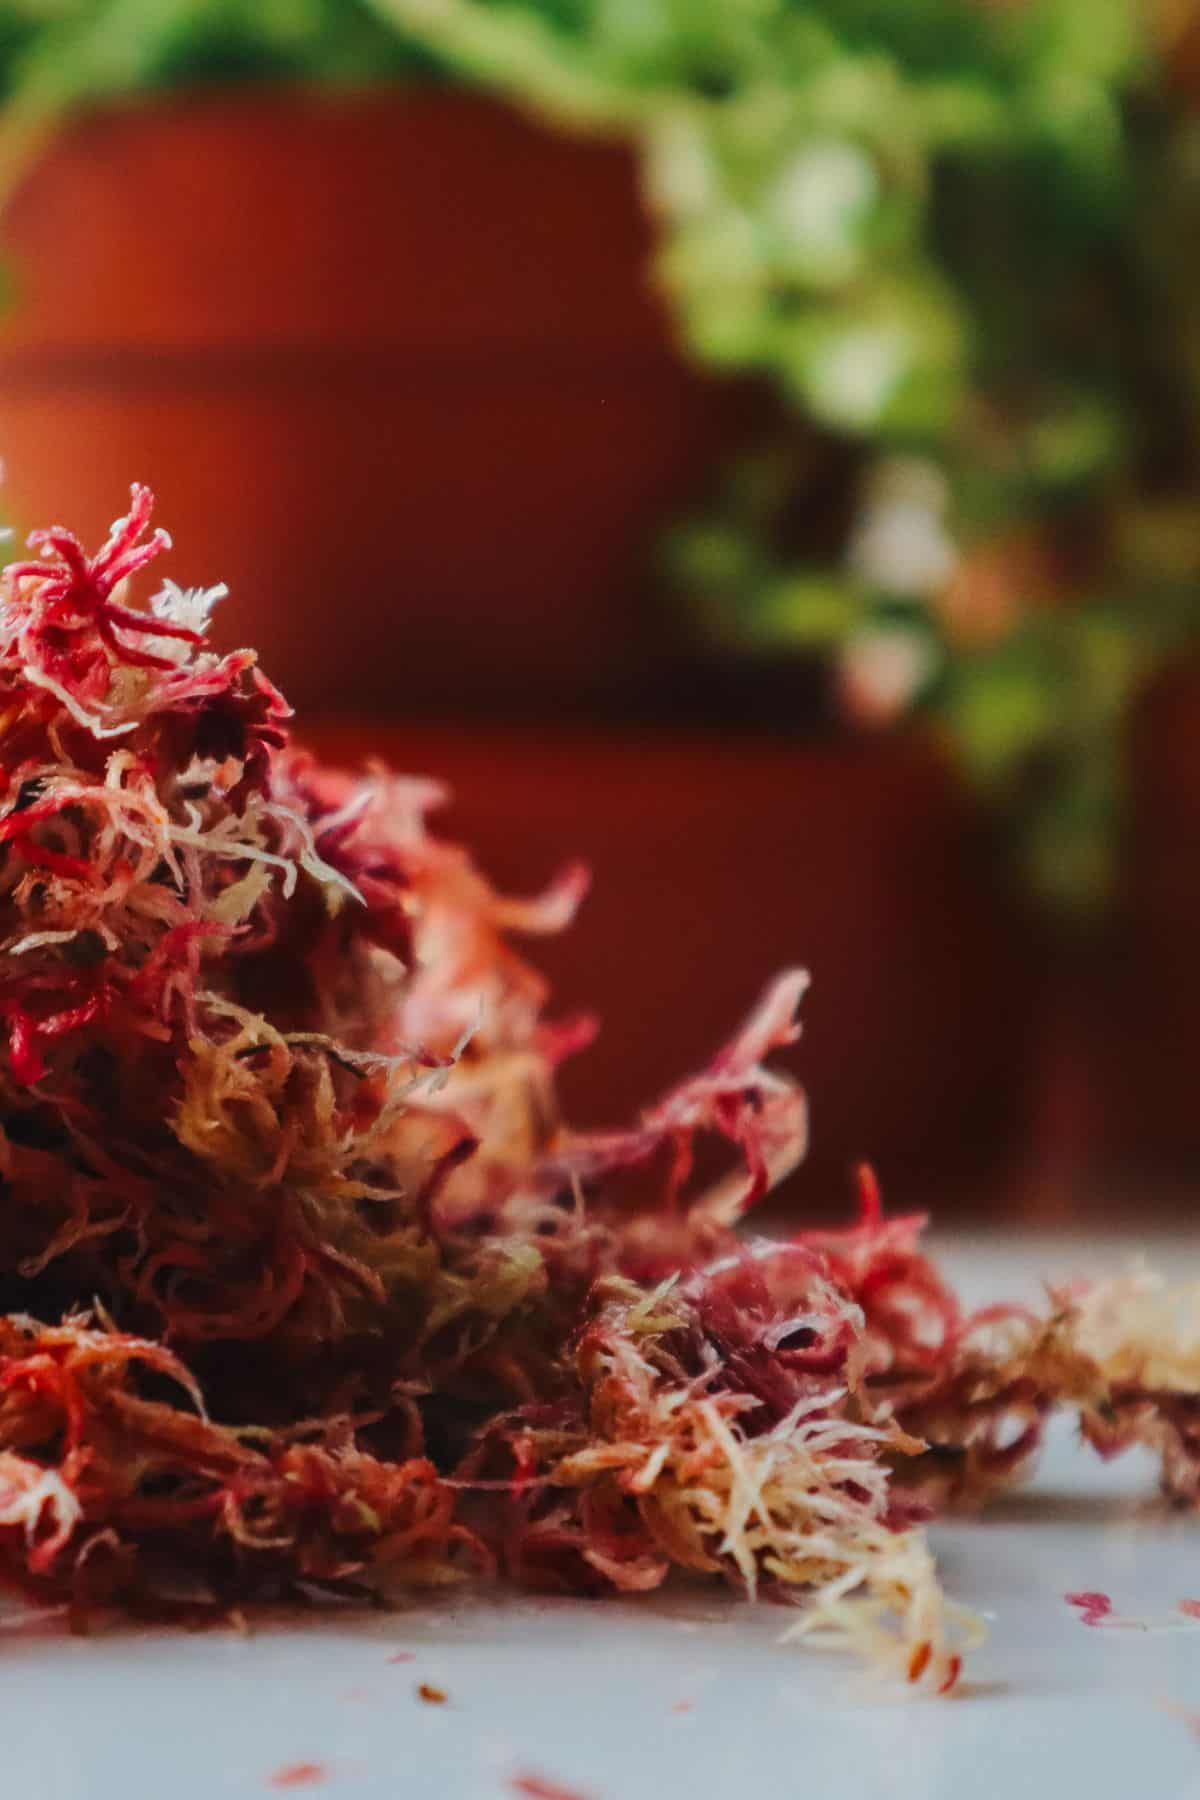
<box><xmin>7</xmin><ymin>1229</ymin><xmax>1200</xmax><ymax>1800</ymax></box>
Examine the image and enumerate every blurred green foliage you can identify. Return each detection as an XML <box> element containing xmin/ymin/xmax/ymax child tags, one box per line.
<box><xmin>365</xmin><ymin>0</ymin><xmax>1200</xmax><ymax>911</ymax></box>
<box><xmin>0</xmin><ymin>2</ymin><xmax>427</xmax><ymax>105</ymax></box>
<box><xmin>2</xmin><ymin>0</ymin><xmax>1200</xmax><ymax>906</ymax></box>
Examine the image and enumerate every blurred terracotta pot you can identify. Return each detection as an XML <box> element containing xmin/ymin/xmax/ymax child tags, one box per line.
<box><xmin>994</xmin><ymin>662</ymin><xmax>1200</xmax><ymax>1204</ymax></box>
<box><xmin>0</xmin><ymin>87</ymin><xmax>755</xmax><ymax>714</ymax></box>
<box><xmin>307</xmin><ymin>704</ymin><xmax>1200</xmax><ymax>1210</ymax></box>
<box><xmin>1103</xmin><ymin>660</ymin><xmax>1200</xmax><ymax>1174</ymax></box>
<box><xmin>309</xmin><ymin>719</ymin><xmax>1030</xmax><ymax>1211</ymax></box>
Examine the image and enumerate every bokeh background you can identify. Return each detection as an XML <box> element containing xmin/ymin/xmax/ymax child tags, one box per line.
<box><xmin>3</xmin><ymin>0</ymin><xmax>1200</xmax><ymax>1218</ymax></box>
